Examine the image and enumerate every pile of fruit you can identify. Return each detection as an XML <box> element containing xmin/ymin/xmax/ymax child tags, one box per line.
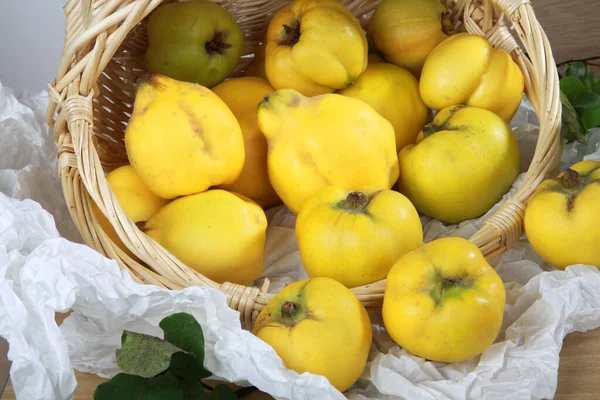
<box><xmin>92</xmin><ymin>0</ymin><xmax>600</xmax><ymax>393</ymax></box>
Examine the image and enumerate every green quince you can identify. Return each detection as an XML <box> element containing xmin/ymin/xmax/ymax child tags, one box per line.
<box><xmin>145</xmin><ymin>0</ymin><xmax>244</xmax><ymax>88</ymax></box>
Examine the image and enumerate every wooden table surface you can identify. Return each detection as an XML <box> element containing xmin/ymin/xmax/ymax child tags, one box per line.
<box><xmin>3</xmin><ymin>320</ymin><xmax>600</xmax><ymax>399</ymax></box>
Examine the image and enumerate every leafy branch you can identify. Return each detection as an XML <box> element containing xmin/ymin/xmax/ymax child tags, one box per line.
<box><xmin>559</xmin><ymin>60</ymin><xmax>600</xmax><ymax>144</ymax></box>
<box><xmin>93</xmin><ymin>312</ymin><xmax>238</xmax><ymax>400</ymax></box>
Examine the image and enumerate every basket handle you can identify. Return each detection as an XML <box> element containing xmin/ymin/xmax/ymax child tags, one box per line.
<box><xmin>460</xmin><ymin>0</ymin><xmax>563</xmax><ymax>258</ymax></box>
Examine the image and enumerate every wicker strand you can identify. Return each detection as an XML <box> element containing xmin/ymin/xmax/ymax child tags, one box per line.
<box><xmin>483</xmin><ymin>199</ymin><xmax>528</xmax><ymax>248</ymax></box>
<box><xmin>219</xmin><ymin>282</ymin><xmax>264</xmax><ymax>324</ymax></box>
<box><xmin>494</xmin><ymin>0</ymin><xmax>530</xmax><ymax>19</ymax></box>
<box><xmin>486</xmin><ymin>25</ymin><xmax>520</xmax><ymax>55</ymax></box>
<box><xmin>64</xmin><ymin>92</ymin><xmax>94</xmax><ymax>126</ymax></box>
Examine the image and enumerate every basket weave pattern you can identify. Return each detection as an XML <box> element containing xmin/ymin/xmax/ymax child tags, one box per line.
<box><xmin>47</xmin><ymin>0</ymin><xmax>561</xmax><ymax>324</ymax></box>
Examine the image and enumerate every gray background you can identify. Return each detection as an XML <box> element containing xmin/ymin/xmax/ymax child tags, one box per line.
<box><xmin>0</xmin><ymin>0</ymin><xmax>66</xmax><ymax>95</ymax></box>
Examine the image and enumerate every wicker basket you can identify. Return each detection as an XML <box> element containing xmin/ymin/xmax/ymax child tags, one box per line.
<box><xmin>46</xmin><ymin>0</ymin><xmax>562</xmax><ymax>325</ymax></box>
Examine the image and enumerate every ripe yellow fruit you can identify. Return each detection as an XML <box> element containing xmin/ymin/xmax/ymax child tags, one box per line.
<box><xmin>397</xmin><ymin>105</ymin><xmax>521</xmax><ymax>224</ymax></box>
<box><xmin>367</xmin><ymin>0</ymin><xmax>452</xmax><ymax>76</ymax></box>
<box><xmin>141</xmin><ymin>189</ymin><xmax>267</xmax><ymax>285</ymax></box>
<box><xmin>92</xmin><ymin>165</ymin><xmax>170</xmax><ymax>261</ymax></box>
<box><xmin>524</xmin><ymin>160</ymin><xmax>600</xmax><ymax>270</ymax></box>
<box><xmin>337</xmin><ymin>61</ymin><xmax>429</xmax><ymax>152</ymax></box>
<box><xmin>125</xmin><ymin>73</ymin><xmax>245</xmax><ymax>199</ymax></box>
<box><xmin>296</xmin><ymin>187</ymin><xmax>423</xmax><ymax>288</ymax></box>
<box><xmin>383</xmin><ymin>237</ymin><xmax>506</xmax><ymax>363</ymax></box>
<box><xmin>212</xmin><ymin>77</ymin><xmax>281</xmax><ymax>208</ymax></box>
<box><xmin>257</xmin><ymin>88</ymin><xmax>399</xmax><ymax>215</ymax></box>
<box><xmin>419</xmin><ymin>33</ymin><xmax>525</xmax><ymax>121</ymax></box>
<box><xmin>264</xmin><ymin>0</ymin><xmax>368</xmax><ymax>96</ymax></box>
<box><xmin>252</xmin><ymin>277</ymin><xmax>372</xmax><ymax>392</ymax></box>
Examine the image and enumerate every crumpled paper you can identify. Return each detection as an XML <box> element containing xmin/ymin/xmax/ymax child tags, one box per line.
<box><xmin>1</xmin><ymin>80</ymin><xmax>600</xmax><ymax>400</ymax></box>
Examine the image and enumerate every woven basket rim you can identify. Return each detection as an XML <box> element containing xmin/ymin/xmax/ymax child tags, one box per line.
<box><xmin>46</xmin><ymin>0</ymin><xmax>562</xmax><ymax>324</ymax></box>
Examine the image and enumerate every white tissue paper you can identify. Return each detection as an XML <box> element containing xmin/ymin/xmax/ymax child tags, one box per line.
<box><xmin>1</xmin><ymin>78</ymin><xmax>600</xmax><ymax>400</ymax></box>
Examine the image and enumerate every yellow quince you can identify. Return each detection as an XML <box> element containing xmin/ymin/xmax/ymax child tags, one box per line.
<box><xmin>367</xmin><ymin>0</ymin><xmax>452</xmax><ymax>77</ymax></box>
<box><xmin>91</xmin><ymin>165</ymin><xmax>170</xmax><ymax>262</ymax></box>
<box><xmin>397</xmin><ymin>105</ymin><xmax>521</xmax><ymax>224</ymax></box>
<box><xmin>296</xmin><ymin>186</ymin><xmax>423</xmax><ymax>288</ymax></box>
<box><xmin>524</xmin><ymin>160</ymin><xmax>600</xmax><ymax>270</ymax></box>
<box><xmin>264</xmin><ymin>0</ymin><xmax>368</xmax><ymax>96</ymax></box>
<box><xmin>337</xmin><ymin>61</ymin><xmax>429</xmax><ymax>152</ymax></box>
<box><xmin>125</xmin><ymin>73</ymin><xmax>244</xmax><ymax>199</ymax></box>
<box><xmin>257</xmin><ymin>88</ymin><xmax>399</xmax><ymax>215</ymax></box>
<box><xmin>212</xmin><ymin>77</ymin><xmax>281</xmax><ymax>208</ymax></box>
<box><xmin>383</xmin><ymin>237</ymin><xmax>506</xmax><ymax>362</ymax></box>
<box><xmin>141</xmin><ymin>189</ymin><xmax>267</xmax><ymax>286</ymax></box>
<box><xmin>419</xmin><ymin>33</ymin><xmax>524</xmax><ymax>121</ymax></box>
<box><xmin>252</xmin><ymin>277</ymin><xmax>372</xmax><ymax>392</ymax></box>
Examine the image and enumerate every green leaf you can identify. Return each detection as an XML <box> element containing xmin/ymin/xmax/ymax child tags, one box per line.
<box><xmin>560</xmin><ymin>76</ymin><xmax>586</xmax><ymax>102</ymax></box>
<box><xmin>160</xmin><ymin>312</ymin><xmax>212</xmax><ymax>379</ymax></box>
<box><xmin>94</xmin><ymin>373</ymin><xmax>149</xmax><ymax>400</ymax></box>
<box><xmin>565</xmin><ymin>61</ymin><xmax>598</xmax><ymax>90</ymax></box>
<box><xmin>565</xmin><ymin>62</ymin><xmax>598</xmax><ymax>91</ymax></box>
<box><xmin>565</xmin><ymin>62</ymin><xmax>587</xmax><ymax>79</ymax></box>
<box><xmin>180</xmin><ymin>376</ymin><xmax>210</xmax><ymax>400</ymax></box>
<box><xmin>160</xmin><ymin>313</ymin><xmax>206</xmax><ymax>363</ymax></box>
<box><xmin>583</xmin><ymin>66</ymin><xmax>599</xmax><ymax>91</ymax></box>
<box><xmin>116</xmin><ymin>331</ymin><xmax>183</xmax><ymax>378</ymax></box>
<box><xmin>142</xmin><ymin>372</ymin><xmax>185</xmax><ymax>400</ymax></box>
<box><xmin>581</xmin><ymin>106</ymin><xmax>600</xmax><ymax>130</ymax></box>
<box><xmin>170</xmin><ymin>351</ymin><xmax>212</xmax><ymax>380</ymax></box>
<box><xmin>560</xmin><ymin>92</ymin><xmax>588</xmax><ymax>143</ymax></box>
<box><xmin>572</xmin><ymin>91</ymin><xmax>600</xmax><ymax>111</ymax></box>
<box><xmin>208</xmin><ymin>384</ymin><xmax>239</xmax><ymax>400</ymax></box>
<box><xmin>94</xmin><ymin>372</ymin><xmax>188</xmax><ymax>400</ymax></box>
<box><xmin>594</xmin><ymin>80</ymin><xmax>600</xmax><ymax>94</ymax></box>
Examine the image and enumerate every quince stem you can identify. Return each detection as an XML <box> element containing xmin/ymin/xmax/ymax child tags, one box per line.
<box><xmin>441</xmin><ymin>11</ymin><xmax>455</xmax><ymax>35</ymax></box>
<box><xmin>205</xmin><ymin>31</ymin><xmax>232</xmax><ymax>55</ymax></box>
<box><xmin>559</xmin><ymin>168</ymin><xmax>583</xmax><ymax>190</ymax></box>
<box><xmin>135</xmin><ymin>221</ymin><xmax>147</xmax><ymax>232</ymax></box>
<box><xmin>442</xmin><ymin>276</ymin><xmax>472</xmax><ymax>289</ymax></box>
<box><xmin>423</xmin><ymin>123</ymin><xmax>438</xmax><ymax>138</ymax></box>
<box><xmin>280</xmin><ymin>22</ymin><xmax>301</xmax><ymax>46</ymax></box>
<box><xmin>345</xmin><ymin>192</ymin><xmax>369</xmax><ymax>210</ymax></box>
<box><xmin>281</xmin><ymin>301</ymin><xmax>298</xmax><ymax>319</ymax></box>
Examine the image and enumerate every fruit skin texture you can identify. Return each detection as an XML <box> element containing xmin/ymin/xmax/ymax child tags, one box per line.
<box><xmin>337</xmin><ymin>61</ymin><xmax>429</xmax><ymax>152</ymax></box>
<box><xmin>382</xmin><ymin>237</ymin><xmax>506</xmax><ymax>363</ymax></box>
<box><xmin>367</xmin><ymin>0</ymin><xmax>451</xmax><ymax>77</ymax></box>
<box><xmin>252</xmin><ymin>277</ymin><xmax>372</xmax><ymax>392</ymax></box>
<box><xmin>211</xmin><ymin>77</ymin><xmax>281</xmax><ymax>208</ymax></box>
<box><xmin>145</xmin><ymin>0</ymin><xmax>244</xmax><ymax>88</ymax></box>
<box><xmin>92</xmin><ymin>165</ymin><xmax>170</xmax><ymax>261</ymax></box>
<box><xmin>296</xmin><ymin>187</ymin><xmax>423</xmax><ymax>288</ymax></box>
<box><xmin>524</xmin><ymin>160</ymin><xmax>600</xmax><ymax>270</ymax></box>
<box><xmin>397</xmin><ymin>105</ymin><xmax>521</xmax><ymax>224</ymax></box>
<box><xmin>257</xmin><ymin>88</ymin><xmax>399</xmax><ymax>215</ymax></box>
<box><xmin>419</xmin><ymin>33</ymin><xmax>525</xmax><ymax>121</ymax></box>
<box><xmin>264</xmin><ymin>0</ymin><xmax>368</xmax><ymax>96</ymax></box>
<box><xmin>142</xmin><ymin>189</ymin><xmax>267</xmax><ymax>286</ymax></box>
<box><xmin>125</xmin><ymin>73</ymin><xmax>245</xmax><ymax>200</ymax></box>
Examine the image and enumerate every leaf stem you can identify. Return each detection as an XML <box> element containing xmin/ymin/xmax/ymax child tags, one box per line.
<box><xmin>557</xmin><ymin>55</ymin><xmax>600</xmax><ymax>68</ymax></box>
